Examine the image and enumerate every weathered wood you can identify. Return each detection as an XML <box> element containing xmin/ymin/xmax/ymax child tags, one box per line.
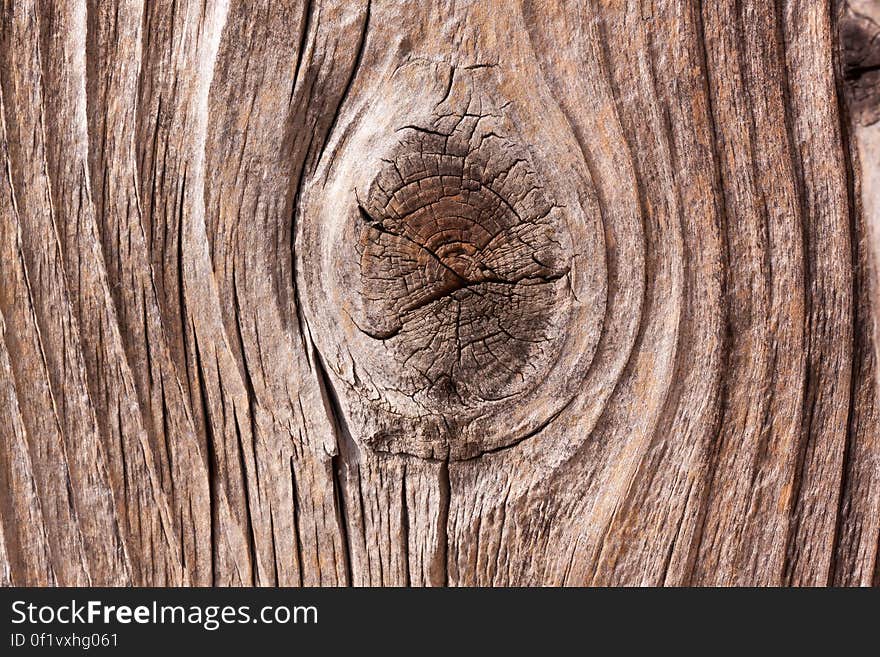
<box><xmin>0</xmin><ymin>0</ymin><xmax>877</xmax><ymax>586</ymax></box>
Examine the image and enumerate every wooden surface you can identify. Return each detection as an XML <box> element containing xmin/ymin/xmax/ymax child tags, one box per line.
<box><xmin>0</xmin><ymin>0</ymin><xmax>878</xmax><ymax>586</ymax></box>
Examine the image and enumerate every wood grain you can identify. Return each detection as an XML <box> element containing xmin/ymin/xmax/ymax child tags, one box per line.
<box><xmin>0</xmin><ymin>0</ymin><xmax>877</xmax><ymax>586</ymax></box>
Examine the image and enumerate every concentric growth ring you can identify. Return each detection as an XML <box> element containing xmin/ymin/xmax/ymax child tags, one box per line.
<box><xmin>354</xmin><ymin>114</ymin><xmax>571</xmax><ymax>415</ymax></box>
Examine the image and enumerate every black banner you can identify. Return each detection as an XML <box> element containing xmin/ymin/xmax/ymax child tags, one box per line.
<box><xmin>0</xmin><ymin>587</ymin><xmax>875</xmax><ymax>652</ymax></box>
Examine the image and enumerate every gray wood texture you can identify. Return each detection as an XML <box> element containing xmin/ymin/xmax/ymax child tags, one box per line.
<box><xmin>0</xmin><ymin>0</ymin><xmax>877</xmax><ymax>586</ymax></box>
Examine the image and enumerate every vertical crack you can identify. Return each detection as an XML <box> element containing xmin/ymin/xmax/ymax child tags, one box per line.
<box><xmin>191</xmin><ymin>330</ymin><xmax>217</xmax><ymax>585</ymax></box>
<box><xmin>312</xmin><ymin>344</ymin><xmax>355</xmax><ymax>586</ymax></box>
<box><xmin>400</xmin><ymin>463</ymin><xmax>411</xmax><ymax>586</ymax></box>
<box><xmin>438</xmin><ymin>458</ymin><xmax>450</xmax><ymax>586</ymax></box>
<box><xmin>289</xmin><ymin>455</ymin><xmax>305</xmax><ymax>587</ymax></box>
<box><xmin>233</xmin><ymin>407</ymin><xmax>258</xmax><ymax>586</ymax></box>
<box><xmin>329</xmin><ymin>452</ymin><xmax>354</xmax><ymax>586</ymax></box>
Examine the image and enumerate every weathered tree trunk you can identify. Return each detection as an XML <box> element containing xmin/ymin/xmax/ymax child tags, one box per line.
<box><xmin>0</xmin><ymin>0</ymin><xmax>877</xmax><ymax>586</ymax></box>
